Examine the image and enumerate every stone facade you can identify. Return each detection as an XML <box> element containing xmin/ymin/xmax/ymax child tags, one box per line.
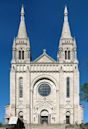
<box><xmin>5</xmin><ymin>5</ymin><xmax>83</xmax><ymax>127</ymax></box>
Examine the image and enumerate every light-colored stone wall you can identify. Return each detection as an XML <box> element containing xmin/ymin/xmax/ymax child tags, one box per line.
<box><xmin>5</xmin><ymin>61</ymin><xmax>83</xmax><ymax>125</ymax></box>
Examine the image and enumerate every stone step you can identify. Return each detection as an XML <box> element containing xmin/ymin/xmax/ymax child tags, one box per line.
<box><xmin>26</xmin><ymin>124</ymin><xmax>80</xmax><ymax>129</ymax></box>
<box><xmin>27</xmin><ymin>124</ymin><xmax>66</xmax><ymax>129</ymax></box>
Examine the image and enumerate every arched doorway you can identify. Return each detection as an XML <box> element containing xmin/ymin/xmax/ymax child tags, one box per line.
<box><xmin>18</xmin><ymin>111</ymin><xmax>23</xmax><ymax>120</ymax></box>
<box><xmin>66</xmin><ymin>111</ymin><xmax>70</xmax><ymax>124</ymax></box>
<box><xmin>40</xmin><ymin>110</ymin><xmax>49</xmax><ymax>124</ymax></box>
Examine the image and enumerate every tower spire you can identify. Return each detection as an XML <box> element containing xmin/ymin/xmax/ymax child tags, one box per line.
<box><xmin>61</xmin><ymin>6</ymin><xmax>72</xmax><ymax>38</ymax></box>
<box><xmin>17</xmin><ymin>5</ymin><xmax>27</xmax><ymax>38</ymax></box>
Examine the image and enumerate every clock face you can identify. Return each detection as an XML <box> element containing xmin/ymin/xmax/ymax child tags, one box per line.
<box><xmin>38</xmin><ymin>83</ymin><xmax>51</xmax><ymax>96</ymax></box>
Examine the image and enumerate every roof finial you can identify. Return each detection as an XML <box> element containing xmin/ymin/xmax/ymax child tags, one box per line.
<box><xmin>64</xmin><ymin>6</ymin><xmax>68</xmax><ymax>16</ymax></box>
<box><xmin>43</xmin><ymin>49</ymin><xmax>46</xmax><ymax>54</ymax></box>
<box><xmin>21</xmin><ymin>4</ymin><xmax>25</xmax><ymax>16</ymax></box>
<box><xmin>20</xmin><ymin>5</ymin><xmax>25</xmax><ymax>21</ymax></box>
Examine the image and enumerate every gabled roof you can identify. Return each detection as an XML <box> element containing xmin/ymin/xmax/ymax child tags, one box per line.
<box><xmin>33</xmin><ymin>49</ymin><xmax>56</xmax><ymax>63</ymax></box>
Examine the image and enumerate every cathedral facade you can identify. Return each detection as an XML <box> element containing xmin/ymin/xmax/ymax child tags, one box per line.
<box><xmin>5</xmin><ymin>5</ymin><xmax>83</xmax><ymax>127</ymax></box>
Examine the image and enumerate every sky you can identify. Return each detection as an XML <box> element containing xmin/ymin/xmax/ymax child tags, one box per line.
<box><xmin>0</xmin><ymin>0</ymin><xmax>88</xmax><ymax>123</ymax></box>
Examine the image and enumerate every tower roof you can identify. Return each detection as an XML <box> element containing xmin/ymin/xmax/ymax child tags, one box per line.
<box><xmin>61</xmin><ymin>6</ymin><xmax>72</xmax><ymax>39</ymax></box>
<box><xmin>17</xmin><ymin>5</ymin><xmax>28</xmax><ymax>38</ymax></box>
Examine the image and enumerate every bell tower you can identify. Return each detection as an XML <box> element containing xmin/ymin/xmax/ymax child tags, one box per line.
<box><xmin>57</xmin><ymin>6</ymin><xmax>78</xmax><ymax>64</ymax></box>
<box><xmin>12</xmin><ymin>5</ymin><xmax>30</xmax><ymax>64</ymax></box>
<box><xmin>10</xmin><ymin>5</ymin><xmax>31</xmax><ymax>124</ymax></box>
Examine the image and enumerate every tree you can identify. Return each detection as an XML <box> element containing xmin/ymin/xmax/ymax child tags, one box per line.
<box><xmin>80</xmin><ymin>83</ymin><xmax>88</xmax><ymax>102</ymax></box>
<box><xmin>0</xmin><ymin>123</ymin><xmax>2</xmax><ymax>127</ymax></box>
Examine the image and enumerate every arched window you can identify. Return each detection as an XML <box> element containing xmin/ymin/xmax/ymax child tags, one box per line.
<box><xmin>68</xmin><ymin>51</ymin><xmax>70</xmax><ymax>60</ymax></box>
<box><xmin>19</xmin><ymin>77</ymin><xmax>23</xmax><ymax>98</ymax></box>
<box><xmin>19</xmin><ymin>51</ymin><xmax>21</xmax><ymax>60</ymax></box>
<box><xmin>22</xmin><ymin>51</ymin><xmax>24</xmax><ymax>59</ymax></box>
<box><xmin>65</xmin><ymin>50</ymin><xmax>71</xmax><ymax>60</ymax></box>
<box><xmin>66</xmin><ymin>77</ymin><xmax>70</xmax><ymax>98</ymax></box>
<box><xmin>65</xmin><ymin>51</ymin><xmax>67</xmax><ymax>59</ymax></box>
<box><xmin>19</xmin><ymin>50</ymin><xmax>24</xmax><ymax>60</ymax></box>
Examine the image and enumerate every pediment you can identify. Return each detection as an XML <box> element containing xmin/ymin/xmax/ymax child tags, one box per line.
<box><xmin>33</xmin><ymin>51</ymin><xmax>56</xmax><ymax>63</ymax></box>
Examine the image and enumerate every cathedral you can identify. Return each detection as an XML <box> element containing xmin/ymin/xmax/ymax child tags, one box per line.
<box><xmin>5</xmin><ymin>5</ymin><xmax>83</xmax><ymax>128</ymax></box>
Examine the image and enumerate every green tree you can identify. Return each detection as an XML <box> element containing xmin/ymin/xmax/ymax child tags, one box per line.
<box><xmin>80</xmin><ymin>83</ymin><xmax>88</xmax><ymax>102</ymax></box>
<box><xmin>0</xmin><ymin>123</ymin><xmax>2</xmax><ymax>127</ymax></box>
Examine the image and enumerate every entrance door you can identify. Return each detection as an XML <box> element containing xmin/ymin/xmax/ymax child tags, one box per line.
<box><xmin>40</xmin><ymin>110</ymin><xmax>49</xmax><ymax>124</ymax></box>
<box><xmin>41</xmin><ymin>116</ymin><xmax>48</xmax><ymax>124</ymax></box>
<box><xmin>66</xmin><ymin>116</ymin><xmax>70</xmax><ymax>124</ymax></box>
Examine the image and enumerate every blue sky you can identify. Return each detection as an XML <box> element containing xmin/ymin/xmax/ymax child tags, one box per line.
<box><xmin>0</xmin><ymin>0</ymin><xmax>88</xmax><ymax>123</ymax></box>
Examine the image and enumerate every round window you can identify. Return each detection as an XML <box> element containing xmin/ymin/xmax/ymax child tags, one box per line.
<box><xmin>38</xmin><ymin>83</ymin><xmax>51</xmax><ymax>96</ymax></box>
